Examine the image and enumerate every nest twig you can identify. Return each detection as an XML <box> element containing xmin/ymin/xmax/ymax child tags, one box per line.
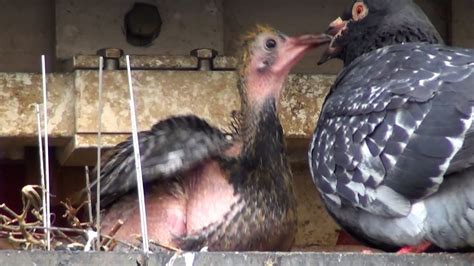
<box><xmin>0</xmin><ymin>185</ymin><xmax>47</xmax><ymax>249</ymax></box>
<box><xmin>1</xmin><ymin>184</ymin><xmax>175</xmax><ymax>252</ymax></box>
<box><xmin>0</xmin><ymin>185</ymin><xmax>130</xmax><ymax>251</ymax></box>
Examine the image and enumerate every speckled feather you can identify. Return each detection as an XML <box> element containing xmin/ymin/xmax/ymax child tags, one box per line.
<box><xmin>310</xmin><ymin>0</ymin><xmax>474</xmax><ymax>251</ymax></box>
<box><xmin>311</xmin><ymin>43</ymin><xmax>474</xmax><ymax>211</ymax></box>
<box><xmin>310</xmin><ymin>43</ymin><xmax>474</xmax><ymax>250</ymax></box>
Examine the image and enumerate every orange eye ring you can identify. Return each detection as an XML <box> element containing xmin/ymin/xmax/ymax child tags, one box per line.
<box><xmin>352</xmin><ymin>2</ymin><xmax>368</xmax><ymax>21</ymax></box>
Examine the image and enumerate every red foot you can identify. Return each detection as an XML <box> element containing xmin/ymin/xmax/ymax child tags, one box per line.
<box><xmin>396</xmin><ymin>241</ymin><xmax>432</xmax><ymax>254</ymax></box>
<box><xmin>362</xmin><ymin>249</ymin><xmax>373</xmax><ymax>254</ymax></box>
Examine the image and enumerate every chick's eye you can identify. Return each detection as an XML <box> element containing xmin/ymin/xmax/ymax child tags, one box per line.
<box><xmin>265</xmin><ymin>39</ymin><xmax>277</xmax><ymax>50</ymax></box>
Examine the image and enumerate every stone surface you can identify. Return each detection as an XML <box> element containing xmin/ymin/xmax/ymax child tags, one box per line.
<box><xmin>0</xmin><ymin>73</ymin><xmax>74</xmax><ymax>144</ymax></box>
<box><xmin>74</xmin><ymin>70</ymin><xmax>240</xmax><ymax>134</ymax></box>
<box><xmin>120</xmin><ymin>55</ymin><xmax>198</xmax><ymax>70</ymax></box>
<box><xmin>0</xmin><ymin>251</ymin><xmax>472</xmax><ymax>266</ymax></box>
<box><xmin>291</xmin><ymin>158</ymin><xmax>340</xmax><ymax>249</ymax></box>
<box><xmin>62</xmin><ymin>55</ymin><xmax>198</xmax><ymax>71</ymax></box>
<box><xmin>281</xmin><ymin>75</ymin><xmax>333</xmax><ymax>138</ymax></box>
<box><xmin>214</xmin><ymin>56</ymin><xmax>238</xmax><ymax>69</ymax></box>
<box><xmin>68</xmin><ymin>70</ymin><xmax>333</xmax><ymax>164</ymax></box>
<box><xmin>74</xmin><ymin>70</ymin><xmax>333</xmax><ymax>137</ymax></box>
<box><xmin>0</xmin><ymin>69</ymin><xmax>333</xmax><ymax>165</ymax></box>
<box><xmin>65</xmin><ymin>55</ymin><xmax>237</xmax><ymax>71</ymax></box>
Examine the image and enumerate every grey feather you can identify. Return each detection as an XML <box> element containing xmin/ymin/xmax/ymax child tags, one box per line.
<box><xmin>309</xmin><ymin>0</ymin><xmax>474</xmax><ymax>251</ymax></box>
<box><xmin>310</xmin><ymin>43</ymin><xmax>474</xmax><ymax>218</ymax></box>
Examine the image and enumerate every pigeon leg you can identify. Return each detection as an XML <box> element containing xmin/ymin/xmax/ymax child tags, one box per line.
<box><xmin>396</xmin><ymin>241</ymin><xmax>432</xmax><ymax>254</ymax></box>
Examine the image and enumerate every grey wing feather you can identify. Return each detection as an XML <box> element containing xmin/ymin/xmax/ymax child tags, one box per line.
<box><xmin>92</xmin><ymin>115</ymin><xmax>232</xmax><ymax>208</ymax></box>
<box><xmin>448</xmin><ymin>127</ymin><xmax>474</xmax><ymax>174</ymax></box>
<box><xmin>310</xmin><ymin>43</ymin><xmax>474</xmax><ymax>218</ymax></box>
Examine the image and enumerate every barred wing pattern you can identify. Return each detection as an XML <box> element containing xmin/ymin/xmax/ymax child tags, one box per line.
<box><xmin>93</xmin><ymin>115</ymin><xmax>232</xmax><ymax>208</ymax></box>
<box><xmin>310</xmin><ymin>43</ymin><xmax>474</xmax><ymax>218</ymax></box>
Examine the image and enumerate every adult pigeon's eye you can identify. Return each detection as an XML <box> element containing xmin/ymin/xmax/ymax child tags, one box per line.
<box><xmin>352</xmin><ymin>2</ymin><xmax>368</xmax><ymax>21</ymax></box>
<box><xmin>265</xmin><ymin>39</ymin><xmax>277</xmax><ymax>50</ymax></box>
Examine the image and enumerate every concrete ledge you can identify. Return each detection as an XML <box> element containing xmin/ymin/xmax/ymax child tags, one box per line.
<box><xmin>64</xmin><ymin>55</ymin><xmax>238</xmax><ymax>71</ymax></box>
<box><xmin>0</xmin><ymin>73</ymin><xmax>74</xmax><ymax>141</ymax></box>
<box><xmin>0</xmin><ymin>251</ymin><xmax>472</xmax><ymax>266</ymax></box>
<box><xmin>0</xmin><ymin>67</ymin><xmax>334</xmax><ymax>165</ymax></box>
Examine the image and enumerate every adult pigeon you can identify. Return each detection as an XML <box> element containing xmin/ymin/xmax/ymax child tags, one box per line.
<box><xmin>90</xmin><ymin>26</ymin><xmax>331</xmax><ymax>251</ymax></box>
<box><xmin>309</xmin><ymin>0</ymin><xmax>474</xmax><ymax>252</ymax></box>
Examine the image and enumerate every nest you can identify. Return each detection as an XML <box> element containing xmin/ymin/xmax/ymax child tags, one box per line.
<box><xmin>0</xmin><ymin>185</ymin><xmax>181</xmax><ymax>252</ymax></box>
<box><xmin>0</xmin><ymin>185</ymin><xmax>126</xmax><ymax>251</ymax></box>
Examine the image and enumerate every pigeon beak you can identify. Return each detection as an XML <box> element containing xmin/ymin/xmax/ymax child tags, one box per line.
<box><xmin>318</xmin><ymin>17</ymin><xmax>349</xmax><ymax>65</ymax></box>
<box><xmin>291</xmin><ymin>33</ymin><xmax>333</xmax><ymax>47</ymax></box>
<box><xmin>326</xmin><ymin>17</ymin><xmax>348</xmax><ymax>36</ymax></box>
<box><xmin>273</xmin><ymin>33</ymin><xmax>332</xmax><ymax>74</ymax></box>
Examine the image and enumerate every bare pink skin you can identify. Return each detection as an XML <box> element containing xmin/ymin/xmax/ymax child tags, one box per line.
<box><xmin>101</xmin><ymin>184</ymin><xmax>187</xmax><ymax>247</ymax></box>
<box><xmin>246</xmin><ymin>36</ymin><xmax>317</xmax><ymax>105</ymax></box>
<box><xmin>246</xmin><ymin>73</ymin><xmax>284</xmax><ymax>105</ymax></box>
<box><xmin>185</xmin><ymin>160</ymin><xmax>239</xmax><ymax>234</ymax></box>
<box><xmin>101</xmin><ymin>159</ymin><xmax>239</xmax><ymax>248</ymax></box>
<box><xmin>224</xmin><ymin>142</ymin><xmax>243</xmax><ymax>157</ymax></box>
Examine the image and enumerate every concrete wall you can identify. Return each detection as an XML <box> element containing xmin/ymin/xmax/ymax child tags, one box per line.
<box><xmin>0</xmin><ymin>0</ymin><xmax>55</xmax><ymax>73</ymax></box>
<box><xmin>56</xmin><ymin>0</ymin><xmax>224</xmax><ymax>58</ymax></box>
<box><xmin>452</xmin><ymin>0</ymin><xmax>474</xmax><ymax>48</ymax></box>
<box><xmin>416</xmin><ymin>0</ymin><xmax>450</xmax><ymax>42</ymax></box>
<box><xmin>0</xmin><ymin>0</ymin><xmax>469</xmax><ymax>73</ymax></box>
<box><xmin>52</xmin><ymin>0</ymin><xmax>457</xmax><ymax>74</ymax></box>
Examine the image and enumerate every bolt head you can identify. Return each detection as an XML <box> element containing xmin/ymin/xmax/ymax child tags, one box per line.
<box><xmin>190</xmin><ymin>48</ymin><xmax>218</xmax><ymax>59</ymax></box>
<box><xmin>125</xmin><ymin>3</ymin><xmax>162</xmax><ymax>46</ymax></box>
<box><xmin>96</xmin><ymin>48</ymin><xmax>124</xmax><ymax>59</ymax></box>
